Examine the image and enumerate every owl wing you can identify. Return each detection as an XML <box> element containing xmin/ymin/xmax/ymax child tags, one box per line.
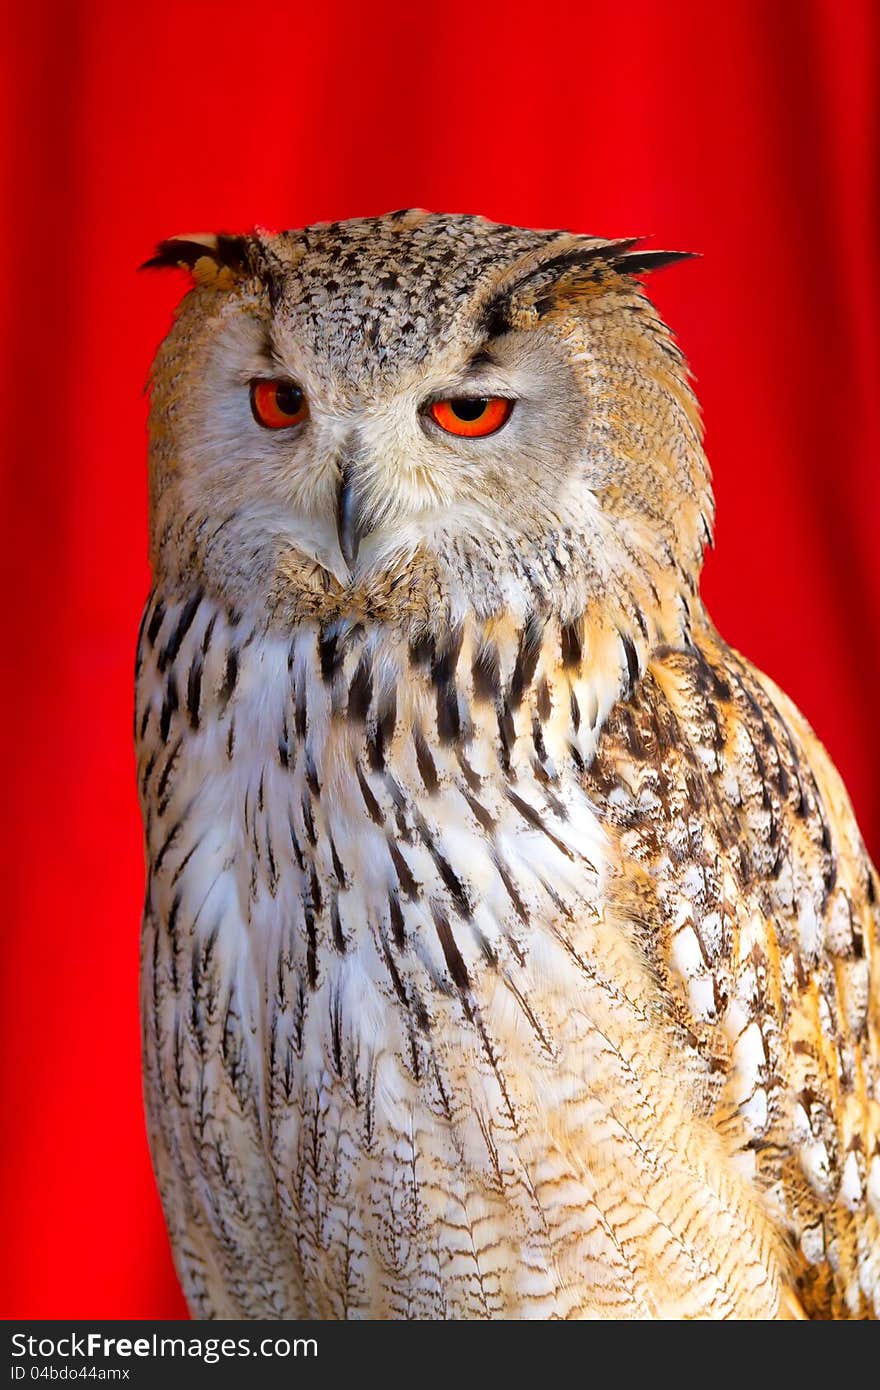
<box><xmin>586</xmin><ymin>616</ymin><xmax>879</xmax><ymax>1318</ymax></box>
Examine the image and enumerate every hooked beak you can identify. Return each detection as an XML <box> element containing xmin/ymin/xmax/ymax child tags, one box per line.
<box><xmin>336</xmin><ymin>460</ymin><xmax>362</xmax><ymax>571</ymax></box>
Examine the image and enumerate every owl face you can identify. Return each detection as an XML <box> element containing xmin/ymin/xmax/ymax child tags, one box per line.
<box><xmin>146</xmin><ymin>212</ymin><xmax>711</xmax><ymax>638</ymax></box>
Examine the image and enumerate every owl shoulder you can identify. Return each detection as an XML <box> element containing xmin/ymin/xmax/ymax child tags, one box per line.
<box><xmin>585</xmin><ymin>615</ymin><xmax>879</xmax><ymax>1317</ymax></box>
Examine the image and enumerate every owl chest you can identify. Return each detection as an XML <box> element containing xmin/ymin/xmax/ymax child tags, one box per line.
<box><xmin>138</xmin><ymin>597</ymin><xmax>618</xmax><ymax>1315</ymax></box>
<box><xmin>138</xmin><ymin>599</ymin><xmax>608</xmax><ymax>1032</ymax></box>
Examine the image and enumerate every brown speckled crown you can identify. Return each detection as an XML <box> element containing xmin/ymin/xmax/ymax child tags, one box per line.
<box><xmin>258</xmin><ymin>211</ymin><xmax>567</xmax><ymax>374</ymax></box>
<box><xmin>145</xmin><ymin>210</ymin><xmax>689</xmax><ymax>386</ymax></box>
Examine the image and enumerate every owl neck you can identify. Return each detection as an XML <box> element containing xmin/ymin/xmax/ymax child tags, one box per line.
<box><xmin>140</xmin><ymin>577</ymin><xmax>700</xmax><ymax>812</ymax></box>
<box><xmin>312</xmin><ymin>604</ymin><xmax>642</xmax><ymax>786</ymax></box>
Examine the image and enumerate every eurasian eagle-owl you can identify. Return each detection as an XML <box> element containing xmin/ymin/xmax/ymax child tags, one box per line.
<box><xmin>136</xmin><ymin>211</ymin><xmax>879</xmax><ymax>1319</ymax></box>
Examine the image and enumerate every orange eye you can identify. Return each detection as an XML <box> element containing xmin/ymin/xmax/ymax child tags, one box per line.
<box><xmin>250</xmin><ymin>379</ymin><xmax>309</xmax><ymax>429</ymax></box>
<box><xmin>429</xmin><ymin>396</ymin><xmax>513</xmax><ymax>438</ymax></box>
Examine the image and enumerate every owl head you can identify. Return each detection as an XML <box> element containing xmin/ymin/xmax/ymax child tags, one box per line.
<box><xmin>144</xmin><ymin>211</ymin><xmax>710</xmax><ymax>652</ymax></box>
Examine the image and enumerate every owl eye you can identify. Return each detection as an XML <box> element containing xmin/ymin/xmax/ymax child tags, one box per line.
<box><xmin>428</xmin><ymin>397</ymin><xmax>513</xmax><ymax>438</ymax></box>
<box><xmin>250</xmin><ymin>379</ymin><xmax>309</xmax><ymax>429</ymax></box>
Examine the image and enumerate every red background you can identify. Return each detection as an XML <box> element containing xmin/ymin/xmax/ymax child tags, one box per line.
<box><xmin>1</xmin><ymin>0</ymin><xmax>877</xmax><ymax>1319</ymax></box>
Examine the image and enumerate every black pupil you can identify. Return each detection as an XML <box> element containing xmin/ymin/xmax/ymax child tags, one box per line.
<box><xmin>450</xmin><ymin>397</ymin><xmax>488</xmax><ymax>421</ymax></box>
<box><xmin>275</xmin><ymin>382</ymin><xmax>303</xmax><ymax>416</ymax></box>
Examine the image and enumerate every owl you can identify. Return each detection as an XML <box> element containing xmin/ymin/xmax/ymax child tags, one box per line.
<box><xmin>136</xmin><ymin>211</ymin><xmax>879</xmax><ymax>1320</ymax></box>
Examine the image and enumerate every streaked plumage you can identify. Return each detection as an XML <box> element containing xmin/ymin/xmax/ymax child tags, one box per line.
<box><xmin>136</xmin><ymin>211</ymin><xmax>878</xmax><ymax>1318</ymax></box>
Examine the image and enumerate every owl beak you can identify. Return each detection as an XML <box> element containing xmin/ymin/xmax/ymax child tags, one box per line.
<box><xmin>336</xmin><ymin>461</ymin><xmax>363</xmax><ymax>571</ymax></box>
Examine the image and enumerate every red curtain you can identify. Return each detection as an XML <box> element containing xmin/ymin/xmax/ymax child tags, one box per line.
<box><xmin>1</xmin><ymin>0</ymin><xmax>877</xmax><ymax>1318</ymax></box>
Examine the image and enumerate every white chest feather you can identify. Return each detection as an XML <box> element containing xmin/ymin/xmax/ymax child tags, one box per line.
<box><xmin>136</xmin><ymin>592</ymin><xmax>784</xmax><ymax>1319</ymax></box>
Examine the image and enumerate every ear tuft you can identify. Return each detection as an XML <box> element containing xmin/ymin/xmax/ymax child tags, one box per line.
<box><xmin>610</xmin><ymin>248</ymin><xmax>698</xmax><ymax>276</ymax></box>
<box><xmin>482</xmin><ymin>235</ymin><xmax>698</xmax><ymax>334</ymax></box>
<box><xmin>140</xmin><ymin>233</ymin><xmax>251</xmax><ymax>286</ymax></box>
